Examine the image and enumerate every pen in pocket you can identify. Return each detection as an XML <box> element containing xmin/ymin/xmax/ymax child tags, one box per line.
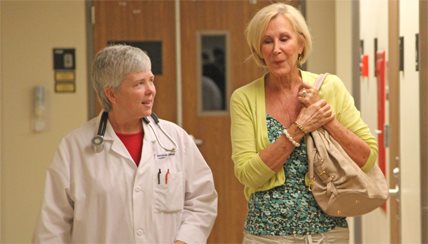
<box><xmin>165</xmin><ymin>169</ymin><xmax>170</xmax><ymax>184</ymax></box>
<box><xmin>157</xmin><ymin>168</ymin><xmax>171</xmax><ymax>185</ymax></box>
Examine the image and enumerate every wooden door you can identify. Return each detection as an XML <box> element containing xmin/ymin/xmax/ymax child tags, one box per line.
<box><xmin>92</xmin><ymin>0</ymin><xmax>177</xmax><ymax>121</ymax></box>
<box><xmin>179</xmin><ymin>1</ymin><xmax>269</xmax><ymax>242</ymax></box>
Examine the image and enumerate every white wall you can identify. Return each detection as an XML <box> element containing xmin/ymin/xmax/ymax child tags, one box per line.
<box><xmin>307</xmin><ymin>0</ymin><xmax>354</xmax><ymax>97</ymax></box>
<box><xmin>306</xmin><ymin>0</ymin><xmax>336</xmax><ymax>77</ymax></box>
<box><xmin>399</xmin><ymin>0</ymin><xmax>421</xmax><ymax>242</ymax></box>
<box><xmin>359</xmin><ymin>0</ymin><xmax>422</xmax><ymax>243</ymax></box>
<box><xmin>334</xmin><ymin>0</ymin><xmax>352</xmax><ymax>92</ymax></box>
<box><xmin>359</xmin><ymin>0</ymin><xmax>390</xmax><ymax>243</ymax></box>
<box><xmin>0</xmin><ymin>1</ymin><xmax>87</xmax><ymax>242</ymax></box>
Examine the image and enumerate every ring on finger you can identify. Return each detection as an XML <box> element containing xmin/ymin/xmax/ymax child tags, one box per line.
<box><xmin>301</xmin><ymin>89</ymin><xmax>307</xmax><ymax>97</ymax></box>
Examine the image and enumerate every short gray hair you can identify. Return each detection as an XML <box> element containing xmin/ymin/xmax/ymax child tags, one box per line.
<box><xmin>245</xmin><ymin>3</ymin><xmax>312</xmax><ymax>68</ymax></box>
<box><xmin>91</xmin><ymin>44</ymin><xmax>151</xmax><ymax>111</ymax></box>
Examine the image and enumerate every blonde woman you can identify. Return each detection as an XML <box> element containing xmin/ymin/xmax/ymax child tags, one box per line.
<box><xmin>230</xmin><ymin>3</ymin><xmax>377</xmax><ymax>243</ymax></box>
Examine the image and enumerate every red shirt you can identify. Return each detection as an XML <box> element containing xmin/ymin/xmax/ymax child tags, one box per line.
<box><xmin>116</xmin><ymin>131</ymin><xmax>143</xmax><ymax>166</ymax></box>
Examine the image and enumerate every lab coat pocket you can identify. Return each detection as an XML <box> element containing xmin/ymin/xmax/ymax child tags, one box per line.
<box><xmin>154</xmin><ymin>171</ymin><xmax>184</xmax><ymax>213</ymax></box>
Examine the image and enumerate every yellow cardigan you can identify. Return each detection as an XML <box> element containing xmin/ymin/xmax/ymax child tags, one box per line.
<box><xmin>230</xmin><ymin>70</ymin><xmax>378</xmax><ymax>200</ymax></box>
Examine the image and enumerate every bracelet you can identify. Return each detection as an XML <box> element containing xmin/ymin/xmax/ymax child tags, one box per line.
<box><xmin>294</xmin><ymin>121</ymin><xmax>307</xmax><ymax>134</ymax></box>
<box><xmin>282</xmin><ymin>128</ymin><xmax>300</xmax><ymax>147</ymax></box>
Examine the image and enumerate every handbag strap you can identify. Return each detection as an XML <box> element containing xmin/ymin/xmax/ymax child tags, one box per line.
<box><xmin>314</xmin><ymin>73</ymin><xmax>328</xmax><ymax>90</ymax></box>
<box><xmin>308</xmin><ymin>73</ymin><xmax>328</xmax><ymax>191</ymax></box>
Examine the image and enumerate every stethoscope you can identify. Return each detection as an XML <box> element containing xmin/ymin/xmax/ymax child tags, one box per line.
<box><xmin>91</xmin><ymin>111</ymin><xmax>177</xmax><ymax>153</ymax></box>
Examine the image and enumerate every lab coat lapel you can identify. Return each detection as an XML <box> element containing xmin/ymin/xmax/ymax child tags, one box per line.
<box><xmin>103</xmin><ymin>122</ymin><xmax>131</xmax><ymax>160</ymax></box>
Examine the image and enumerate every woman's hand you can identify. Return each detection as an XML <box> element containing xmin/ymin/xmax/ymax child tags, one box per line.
<box><xmin>295</xmin><ymin>99</ymin><xmax>334</xmax><ymax>133</ymax></box>
<box><xmin>298</xmin><ymin>83</ymin><xmax>320</xmax><ymax>107</ymax></box>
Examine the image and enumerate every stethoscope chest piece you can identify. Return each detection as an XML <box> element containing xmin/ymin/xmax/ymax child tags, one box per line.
<box><xmin>91</xmin><ymin>135</ymin><xmax>104</xmax><ymax>152</ymax></box>
<box><xmin>91</xmin><ymin>111</ymin><xmax>108</xmax><ymax>153</ymax></box>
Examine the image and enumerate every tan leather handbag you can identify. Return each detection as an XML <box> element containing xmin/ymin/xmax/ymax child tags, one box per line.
<box><xmin>306</xmin><ymin>74</ymin><xmax>389</xmax><ymax>217</ymax></box>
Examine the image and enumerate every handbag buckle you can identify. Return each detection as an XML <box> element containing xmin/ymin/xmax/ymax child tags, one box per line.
<box><xmin>308</xmin><ymin>178</ymin><xmax>315</xmax><ymax>192</ymax></box>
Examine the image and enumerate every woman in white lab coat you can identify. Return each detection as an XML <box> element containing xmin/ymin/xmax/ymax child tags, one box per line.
<box><xmin>33</xmin><ymin>44</ymin><xmax>218</xmax><ymax>244</ymax></box>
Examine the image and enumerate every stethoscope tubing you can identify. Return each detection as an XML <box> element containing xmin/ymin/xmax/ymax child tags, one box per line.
<box><xmin>145</xmin><ymin>121</ymin><xmax>177</xmax><ymax>153</ymax></box>
<box><xmin>92</xmin><ymin>112</ymin><xmax>177</xmax><ymax>153</ymax></box>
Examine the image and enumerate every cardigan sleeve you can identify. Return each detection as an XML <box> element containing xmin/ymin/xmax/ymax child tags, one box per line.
<box><xmin>320</xmin><ymin>75</ymin><xmax>378</xmax><ymax>172</ymax></box>
<box><xmin>230</xmin><ymin>89</ymin><xmax>277</xmax><ymax>190</ymax></box>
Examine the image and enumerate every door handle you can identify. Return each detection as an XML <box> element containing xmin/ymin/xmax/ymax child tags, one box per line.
<box><xmin>389</xmin><ymin>166</ymin><xmax>400</xmax><ymax>197</ymax></box>
<box><xmin>389</xmin><ymin>185</ymin><xmax>400</xmax><ymax>197</ymax></box>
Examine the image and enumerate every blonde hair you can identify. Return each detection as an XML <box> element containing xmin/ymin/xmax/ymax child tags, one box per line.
<box><xmin>245</xmin><ymin>3</ymin><xmax>312</xmax><ymax>67</ymax></box>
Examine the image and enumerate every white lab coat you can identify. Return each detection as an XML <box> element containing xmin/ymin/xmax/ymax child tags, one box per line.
<box><xmin>33</xmin><ymin>113</ymin><xmax>218</xmax><ymax>244</ymax></box>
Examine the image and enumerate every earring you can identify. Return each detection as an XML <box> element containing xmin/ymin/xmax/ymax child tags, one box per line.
<box><xmin>298</xmin><ymin>53</ymin><xmax>303</xmax><ymax>63</ymax></box>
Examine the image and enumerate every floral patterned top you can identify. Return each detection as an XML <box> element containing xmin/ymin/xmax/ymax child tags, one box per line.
<box><xmin>244</xmin><ymin>115</ymin><xmax>347</xmax><ymax>236</ymax></box>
